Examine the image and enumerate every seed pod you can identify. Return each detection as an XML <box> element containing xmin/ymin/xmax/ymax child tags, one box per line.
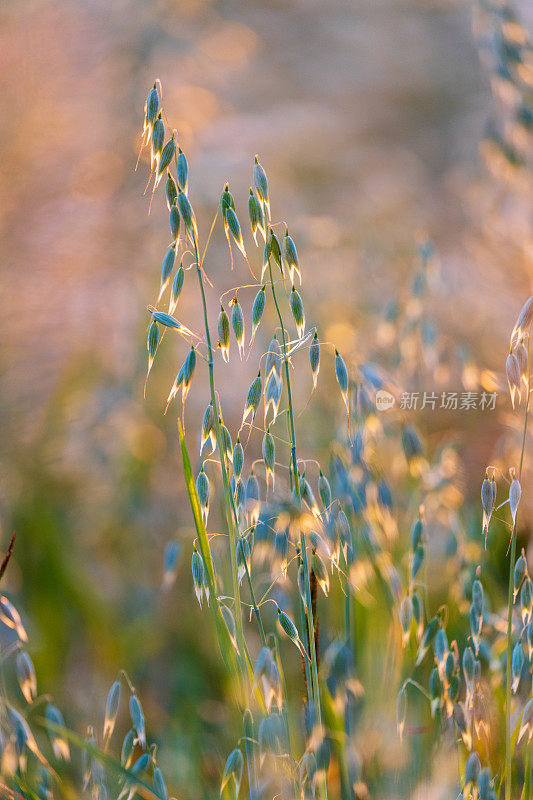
<box><xmin>248</xmin><ymin>189</ymin><xmax>265</xmax><ymax>244</ymax></box>
<box><xmin>169</xmin><ymin>203</ymin><xmax>180</xmax><ymax>243</ymax></box>
<box><xmin>169</xmin><ymin>263</ymin><xmax>184</xmax><ymax>315</ymax></box>
<box><xmin>128</xmin><ymin>693</ymin><xmax>146</xmax><ymax>749</ymax></box>
<box><xmin>429</xmin><ymin>667</ymin><xmax>442</xmax><ymax>714</ymax></box>
<box><xmin>412</xmin><ymin>590</ymin><xmax>423</xmax><ymax>634</ymax></box>
<box><xmin>445</xmin><ymin>651</ymin><xmax>456</xmax><ymax>684</ymax></box>
<box><xmin>506</xmin><ymin>351</ymin><xmax>521</xmax><ymax>408</ymax></box>
<box><xmin>264</xmin><ymin>370</ymin><xmax>282</xmax><ymax>425</ymax></box>
<box><xmin>16</xmin><ymin>651</ymin><xmax>37</xmax><ymax>703</ymax></box>
<box><xmin>233</xmin><ymin>439</ymin><xmax>244</xmax><ymax>479</ymax></box>
<box><xmin>250</xmin><ymin>285</ymin><xmax>266</xmax><ymax>344</ymax></box>
<box><xmin>411</xmin><ymin>545</ymin><xmax>424</xmax><ymax>582</ymax></box>
<box><xmin>46</xmin><ymin>704</ymin><xmax>70</xmax><ymax>760</ymax></box>
<box><xmin>464</xmin><ymin>751</ymin><xmax>481</xmax><ymax>789</ymax></box>
<box><xmin>463</xmin><ymin>646</ymin><xmax>476</xmax><ymax>684</ymax></box>
<box><xmin>157</xmin><ymin>136</ymin><xmax>176</xmax><ymax>179</ymax></box>
<box><xmin>334</xmin><ymin>349</ymin><xmax>349</xmax><ymax>411</ymax></box>
<box><xmin>290</xmin><ymin>285</ymin><xmax>305</xmax><ymax>338</ymax></box>
<box><xmin>161</xmin><ymin>245</ymin><xmax>176</xmax><ymax>294</ymax></box>
<box><xmin>265</xmin><ymin>337</ymin><xmax>283</xmax><ymax>379</ymax></box>
<box><xmin>472</xmin><ymin>579</ymin><xmax>484</xmax><ymax>617</ymax></box>
<box><xmin>470</xmin><ymin>604</ymin><xmax>482</xmax><ymax>655</ymax></box>
<box><xmin>221</xmin><ymin>747</ymin><xmax>244</xmax><ymax>797</ymax></box>
<box><xmin>277</xmin><ymin>606</ymin><xmax>300</xmax><ymax>648</ymax></box>
<box><xmin>234</xmin><ymin>478</ymin><xmax>245</xmax><ymax>519</ymax></box>
<box><xmin>221</xmin><ymin>183</ymin><xmax>235</xmax><ymax>216</ymax></box>
<box><xmin>478</xmin><ymin>768</ymin><xmax>492</xmax><ymax>800</ymax></box>
<box><xmin>146</xmin><ymin>85</ymin><xmax>159</xmax><ymax>125</ymax></box>
<box><xmin>514</xmin><ymin>550</ymin><xmax>527</xmax><ymax>600</ymax></box>
<box><xmin>311</xmin><ymin>551</ymin><xmax>329</xmax><ymax>596</ymax></box>
<box><xmin>150</xmin><ymin>310</ymin><xmax>186</xmax><ymax>331</ymax></box>
<box><xmin>200</xmin><ymin>403</ymin><xmax>216</xmax><ymax>455</ymax></box>
<box><xmin>245</xmin><ymin>471</ymin><xmax>261</xmax><ymax>524</ymax></box>
<box><xmin>415</xmin><ymin>616</ymin><xmax>439</xmax><ymax>666</ymax></box>
<box><xmin>512</xmin><ymin>296</ymin><xmax>533</xmax><ymax>344</ymax></box>
<box><xmin>317</xmin><ymin>471</ymin><xmax>331</xmax><ymax>513</ymax></box>
<box><xmin>191</xmin><ymin>548</ymin><xmax>209</xmax><ymax>607</ymax></box>
<box><xmin>509</xmin><ymin>472</ymin><xmax>521</xmax><ymax>524</ymax></box>
<box><xmin>225</xmin><ymin>206</ymin><xmax>247</xmax><ymax>259</ymax></box>
<box><xmin>151</xmin><ymin>116</ymin><xmax>165</xmax><ymax>161</ymax></box>
<box><xmin>481</xmin><ymin>471</ymin><xmax>496</xmax><ymax>539</ymax></box>
<box><xmin>411</xmin><ymin>518</ymin><xmax>423</xmax><ymax>551</ymax></box>
<box><xmin>180</xmin><ymin>346</ymin><xmax>196</xmax><ymax>402</ymax></box>
<box><xmin>521</xmin><ymin>577</ymin><xmax>533</xmax><ymax>625</ymax></box>
<box><xmin>196</xmin><ymin>467</ymin><xmax>210</xmax><ymax>525</ymax></box>
<box><xmin>153</xmin><ymin>766</ymin><xmax>167</xmax><ymax>800</ymax></box>
<box><xmin>177</xmin><ymin>189</ymin><xmax>198</xmax><ymax>242</ymax></box>
<box><xmin>242</xmin><ymin>372</ymin><xmax>262</xmax><ymax>426</ymax></box>
<box><xmin>253</xmin><ymin>156</ymin><xmax>270</xmax><ymax>216</ymax></box>
<box><xmin>309</xmin><ymin>332</ymin><xmax>320</xmax><ymax>389</ymax></box>
<box><xmin>218</xmin><ymin>305</ymin><xmax>230</xmax><ymax>362</ymax></box>
<box><xmin>262</xmin><ymin>429</ymin><xmax>275</xmax><ymax>489</ymax></box>
<box><xmin>176</xmin><ymin>148</ymin><xmax>188</xmax><ymax>193</ymax></box>
<box><xmin>215</xmin><ymin>420</ymin><xmax>232</xmax><ymax>466</ymax></box>
<box><xmin>512</xmin><ymin>642</ymin><xmax>524</xmax><ymax>694</ymax></box>
<box><xmin>282</xmin><ymin>229</ymin><xmax>301</xmax><ymax>284</ymax></box>
<box><xmin>434</xmin><ymin>628</ymin><xmax>448</xmax><ymax>664</ymax></box>
<box><xmin>121</xmin><ymin>728</ymin><xmax>136</xmax><ymax>768</ymax></box>
<box><xmin>527</xmin><ymin>621</ymin><xmax>533</xmax><ymax>661</ymax></box>
<box><xmin>103</xmin><ymin>679</ymin><xmax>121</xmax><ymax>746</ymax></box>
<box><xmin>302</xmin><ymin>475</ymin><xmax>320</xmax><ymax>517</ymax></box>
<box><xmin>231</xmin><ymin>297</ymin><xmax>245</xmax><ymax>359</ymax></box>
<box><xmin>166</xmin><ymin>172</ymin><xmax>177</xmax><ymax>210</ymax></box>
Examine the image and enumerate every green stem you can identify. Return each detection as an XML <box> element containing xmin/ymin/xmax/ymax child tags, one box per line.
<box><xmin>506</xmin><ymin>336</ymin><xmax>530</xmax><ymax>800</ymax></box>
<box><xmin>194</xmin><ymin>242</ymin><xmax>246</xmax><ymax>676</ymax></box>
<box><xmin>267</xmin><ymin>256</ymin><xmax>327</xmax><ymax>800</ymax></box>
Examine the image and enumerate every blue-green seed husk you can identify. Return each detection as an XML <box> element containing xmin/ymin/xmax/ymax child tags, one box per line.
<box><xmin>411</xmin><ymin>545</ymin><xmax>424</xmax><ymax>581</ymax></box>
<box><xmin>121</xmin><ymin>728</ymin><xmax>136</xmax><ymax>767</ymax></box>
<box><xmin>472</xmin><ymin>579</ymin><xmax>484</xmax><ymax>617</ymax></box>
<box><xmin>177</xmin><ymin>189</ymin><xmax>196</xmax><ymax>239</ymax></box>
<box><xmin>218</xmin><ymin>305</ymin><xmax>230</xmax><ymax>360</ymax></box>
<box><xmin>512</xmin><ymin>642</ymin><xmax>524</xmax><ymax>692</ymax></box>
<box><xmin>161</xmin><ymin>245</ymin><xmax>176</xmax><ymax>286</ymax></box>
<box><xmin>183</xmin><ymin>347</ymin><xmax>196</xmax><ymax>385</ymax></box>
<box><xmin>233</xmin><ymin>439</ymin><xmax>244</xmax><ymax>479</ymax></box>
<box><xmin>290</xmin><ymin>285</ymin><xmax>305</xmax><ymax>337</ymax></box>
<box><xmin>283</xmin><ymin>230</ymin><xmax>300</xmax><ymax>281</ymax></box>
<box><xmin>176</xmin><ymin>148</ymin><xmax>188</xmax><ymax>193</ymax></box>
<box><xmin>166</xmin><ymin>172</ymin><xmax>177</xmax><ymax>210</ymax></box>
<box><xmin>243</xmin><ymin>373</ymin><xmax>262</xmax><ymax>423</ymax></box>
<box><xmin>129</xmin><ymin>694</ymin><xmax>145</xmax><ymax>748</ymax></box>
<box><xmin>146</xmin><ymin>86</ymin><xmax>159</xmax><ymax>124</ymax></box>
<box><xmin>158</xmin><ymin>137</ymin><xmax>176</xmax><ymax>176</ymax></box>
<box><xmin>170</xmin><ymin>264</ymin><xmax>184</xmax><ymax>307</ymax></box>
<box><xmin>169</xmin><ymin>204</ymin><xmax>180</xmax><ymax>241</ymax></box>
<box><xmin>248</xmin><ymin>189</ymin><xmax>264</xmax><ymax>240</ymax></box>
<box><xmin>318</xmin><ymin>471</ymin><xmax>331</xmax><ymax>510</ymax></box>
<box><xmin>218</xmin><ymin>420</ymin><xmax>233</xmax><ymax>463</ymax></box>
<box><xmin>153</xmin><ymin>766</ymin><xmax>167</xmax><ymax>800</ymax></box>
<box><xmin>231</xmin><ymin>297</ymin><xmax>245</xmax><ymax>354</ymax></box>
<box><xmin>262</xmin><ymin>429</ymin><xmax>275</xmax><ymax>474</ymax></box>
<box><xmin>399</xmin><ymin>596</ymin><xmax>413</xmax><ymax>635</ymax></box>
<box><xmin>147</xmin><ymin>321</ymin><xmax>159</xmax><ymax>358</ymax></box>
<box><xmin>151</xmin><ymin>310</ymin><xmax>182</xmax><ymax>329</ymax></box>
<box><xmin>221</xmin><ymin>184</ymin><xmax>235</xmax><ymax>217</ymax></box>
<box><xmin>334</xmin><ymin>349</ymin><xmax>348</xmax><ymax>395</ymax></box>
<box><xmin>411</xmin><ymin>518</ymin><xmax>423</xmax><ymax>551</ymax></box>
<box><xmin>277</xmin><ymin>607</ymin><xmax>299</xmax><ymax>643</ymax></box>
<box><xmin>196</xmin><ymin>468</ymin><xmax>209</xmax><ymax>510</ymax></box>
<box><xmin>151</xmin><ymin>116</ymin><xmax>165</xmax><ymax>155</ymax></box>
<box><xmin>464</xmin><ymin>751</ymin><xmax>480</xmax><ymax>787</ymax></box>
<box><xmin>253</xmin><ymin>156</ymin><xmax>269</xmax><ymax>208</ymax></box>
<box><xmin>310</xmin><ymin>332</ymin><xmax>320</xmax><ymax>385</ymax></box>
<box><xmin>462</xmin><ymin>646</ymin><xmax>475</xmax><ymax>683</ymax></box>
<box><xmin>251</xmin><ymin>286</ymin><xmax>266</xmax><ymax>330</ymax></box>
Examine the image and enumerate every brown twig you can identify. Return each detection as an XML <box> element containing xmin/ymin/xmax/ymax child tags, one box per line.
<box><xmin>0</xmin><ymin>533</ymin><xmax>16</xmax><ymax>583</ymax></box>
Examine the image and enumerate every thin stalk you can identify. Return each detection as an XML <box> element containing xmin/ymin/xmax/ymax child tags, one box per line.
<box><xmin>267</xmin><ymin>257</ymin><xmax>327</xmax><ymax>800</ymax></box>
<box><xmin>194</xmin><ymin>239</ymin><xmax>246</xmax><ymax>676</ymax></box>
<box><xmin>523</xmin><ymin>745</ymin><xmax>531</xmax><ymax>800</ymax></box>
<box><xmin>505</xmin><ymin>336</ymin><xmax>530</xmax><ymax>800</ymax></box>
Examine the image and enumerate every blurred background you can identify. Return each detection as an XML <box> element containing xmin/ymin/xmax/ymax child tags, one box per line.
<box><xmin>0</xmin><ymin>0</ymin><xmax>532</xmax><ymax>796</ymax></box>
